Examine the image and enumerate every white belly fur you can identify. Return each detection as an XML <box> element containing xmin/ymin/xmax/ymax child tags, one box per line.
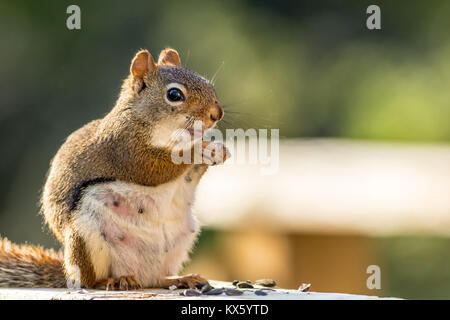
<box><xmin>72</xmin><ymin>172</ymin><xmax>200</xmax><ymax>287</ymax></box>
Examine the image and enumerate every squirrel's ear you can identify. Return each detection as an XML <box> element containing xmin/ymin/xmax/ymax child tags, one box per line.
<box><xmin>130</xmin><ymin>50</ymin><xmax>157</xmax><ymax>79</ymax></box>
<box><xmin>158</xmin><ymin>48</ymin><xmax>181</xmax><ymax>67</ymax></box>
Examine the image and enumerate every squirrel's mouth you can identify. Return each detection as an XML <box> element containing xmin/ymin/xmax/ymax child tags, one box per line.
<box><xmin>184</xmin><ymin>117</ymin><xmax>218</xmax><ymax>140</ymax></box>
<box><xmin>187</xmin><ymin>127</ymin><xmax>204</xmax><ymax>138</ymax></box>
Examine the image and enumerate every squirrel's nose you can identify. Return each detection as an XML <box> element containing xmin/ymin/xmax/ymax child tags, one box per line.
<box><xmin>209</xmin><ymin>105</ymin><xmax>223</xmax><ymax>122</ymax></box>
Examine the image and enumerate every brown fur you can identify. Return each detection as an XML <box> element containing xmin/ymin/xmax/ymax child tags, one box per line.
<box><xmin>64</xmin><ymin>231</ymin><xmax>97</xmax><ymax>288</ymax></box>
<box><xmin>0</xmin><ymin>48</ymin><xmax>224</xmax><ymax>288</ymax></box>
<box><xmin>42</xmin><ymin>48</ymin><xmax>222</xmax><ymax>241</ymax></box>
<box><xmin>158</xmin><ymin>48</ymin><xmax>182</xmax><ymax>66</ymax></box>
<box><xmin>0</xmin><ymin>237</ymin><xmax>66</xmax><ymax>288</ymax></box>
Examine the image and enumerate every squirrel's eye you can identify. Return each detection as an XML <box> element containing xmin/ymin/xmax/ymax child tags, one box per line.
<box><xmin>166</xmin><ymin>88</ymin><xmax>185</xmax><ymax>103</ymax></box>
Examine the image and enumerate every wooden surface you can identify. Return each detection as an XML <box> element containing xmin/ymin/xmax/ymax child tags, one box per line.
<box><xmin>0</xmin><ymin>281</ymin><xmax>398</xmax><ymax>300</ymax></box>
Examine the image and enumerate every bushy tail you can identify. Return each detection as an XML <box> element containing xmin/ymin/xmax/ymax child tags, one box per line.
<box><xmin>0</xmin><ymin>237</ymin><xmax>66</xmax><ymax>288</ymax></box>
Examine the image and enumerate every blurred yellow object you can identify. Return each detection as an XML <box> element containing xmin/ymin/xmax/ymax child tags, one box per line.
<box><xmin>195</xmin><ymin>139</ymin><xmax>450</xmax><ymax>235</ymax></box>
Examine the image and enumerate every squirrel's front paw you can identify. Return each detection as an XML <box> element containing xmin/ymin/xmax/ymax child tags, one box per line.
<box><xmin>202</xmin><ymin>141</ymin><xmax>230</xmax><ymax>165</ymax></box>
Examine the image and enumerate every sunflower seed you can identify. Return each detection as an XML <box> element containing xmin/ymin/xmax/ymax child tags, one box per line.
<box><xmin>255</xmin><ymin>279</ymin><xmax>276</xmax><ymax>287</ymax></box>
<box><xmin>237</xmin><ymin>282</ymin><xmax>254</xmax><ymax>288</ymax></box>
<box><xmin>181</xmin><ymin>289</ymin><xmax>201</xmax><ymax>296</ymax></box>
<box><xmin>205</xmin><ymin>288</ymin><xmax>224</xmax><ymax>295</ymax></box>
<box><xmin>225</xmin><ymin>288</ymin><xmax>244</xmax><ymax>296</ymax></box>
<box><xmin>298</xmin><ymin>283</ymin><xmax>311</xmax><ymax>292</ymax></box>
<box><xmin>200</xmin><ymin>283</ymin><xmax>214</xmax><ymax>293</ymax></box>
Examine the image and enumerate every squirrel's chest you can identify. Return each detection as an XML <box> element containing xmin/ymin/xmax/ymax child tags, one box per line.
<box><xmin>74</xmin><ymin>173</ymin><xmax>200</xmax><ymax>285</ymax></box>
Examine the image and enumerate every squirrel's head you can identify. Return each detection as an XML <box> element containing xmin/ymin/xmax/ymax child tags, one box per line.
<box><xmin>113</xmin><ymin>48</ymin><xmax>223</xmax><ymax>149</ymax></box>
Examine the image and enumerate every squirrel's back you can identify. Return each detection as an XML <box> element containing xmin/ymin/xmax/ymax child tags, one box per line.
<box><xmin>0</xmin><ymin>237</ymin><xmax>66</xmax><ymax>288</ymax></box>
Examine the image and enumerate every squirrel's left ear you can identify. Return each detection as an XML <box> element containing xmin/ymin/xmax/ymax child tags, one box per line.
<box><xmin>130</xmin><ymin>49</ymin><xmax>157</xmax><ymax>79</ymax></box>
<box><xmin>158</xmin><ymin>48</ymin><xmax>181</xmax><ymax>67</ymax></box>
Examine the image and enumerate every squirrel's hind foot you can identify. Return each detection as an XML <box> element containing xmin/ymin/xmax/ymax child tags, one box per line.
<box><xmin>96</xmin><ymin>276</ymin><xmax>142</xmax><ymax>291</ymax></box>
<box><xmin>163</xmin><ymin>274</ymin><xmax>209</xmax><ymax>289</ymax></box>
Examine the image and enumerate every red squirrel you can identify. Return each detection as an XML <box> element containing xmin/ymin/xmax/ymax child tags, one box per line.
<box><xmin>0</xmin><ymin>48</ymin><xmax>229</xmax><ymax>290</ymax></box>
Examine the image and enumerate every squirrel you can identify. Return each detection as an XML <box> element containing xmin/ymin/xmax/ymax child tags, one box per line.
<box><xmin>0</xmin><ymin>48</ymin><xmax>229</xmax><ymax>290</ymax></box>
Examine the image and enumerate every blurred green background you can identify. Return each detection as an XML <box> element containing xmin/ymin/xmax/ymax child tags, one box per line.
<box><xmin>0</xmin><ymin>0</ymin><xmax>449</xmax><ymax>299</ymax></box>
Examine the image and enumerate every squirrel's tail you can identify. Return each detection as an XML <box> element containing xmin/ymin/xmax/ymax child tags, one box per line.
<box><xmin>0</xmin><ymin>237</ymin><xmax>66</xmax><ymax>288</ymax></box>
